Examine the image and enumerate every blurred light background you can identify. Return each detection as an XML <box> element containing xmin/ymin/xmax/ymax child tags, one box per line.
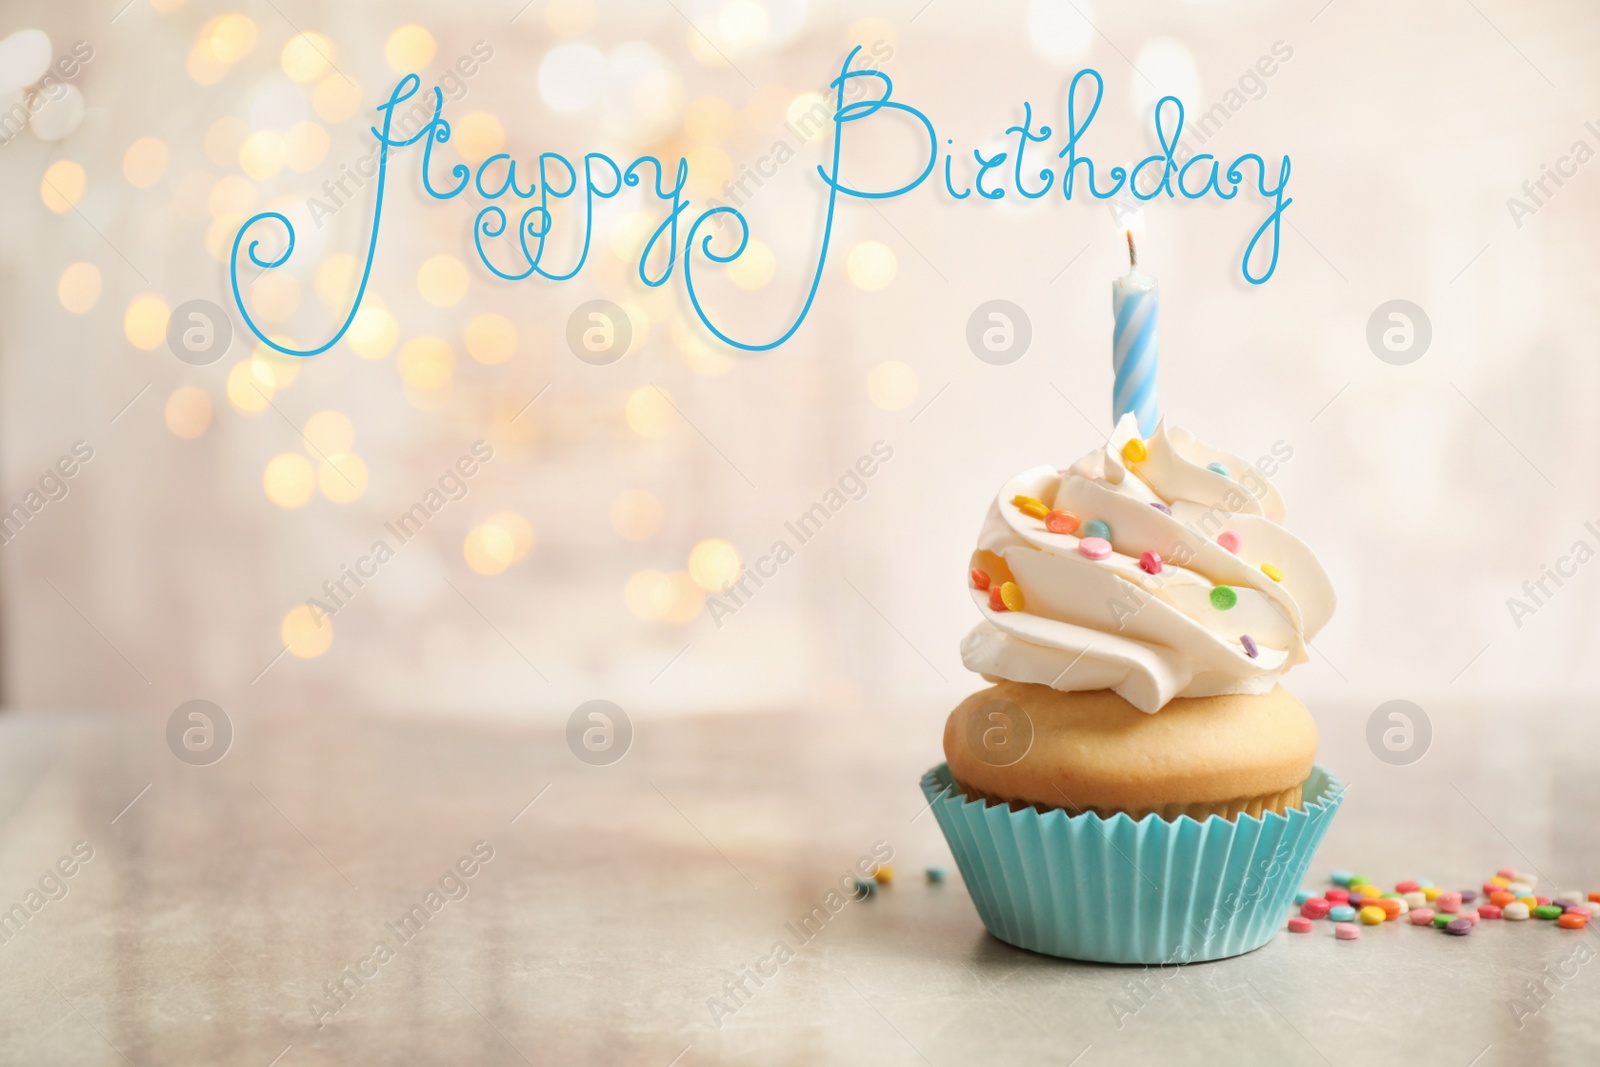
<box><xmin>0</xmin><ymin>0</ymin><xmax>1596</xmax><ymax>733</ymax></box>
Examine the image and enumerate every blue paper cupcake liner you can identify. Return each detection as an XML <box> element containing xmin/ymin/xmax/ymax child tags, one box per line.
<box><xmin>922</xmin><ymin>762</ymin><xmax>1344</xmax><ymax>963</ymax></box>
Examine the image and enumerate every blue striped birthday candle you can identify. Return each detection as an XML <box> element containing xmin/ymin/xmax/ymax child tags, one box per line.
<box><xmin>1112</xmin><ymin>234</ymin><xmax>1160</xmax><ymax>436</ymax></box>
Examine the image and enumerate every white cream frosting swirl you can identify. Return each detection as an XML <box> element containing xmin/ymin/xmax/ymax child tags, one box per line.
<box><xmin>962</xmin><ymin>413</ymin><xmax>1335</xmax><ymax>713</ymax></box>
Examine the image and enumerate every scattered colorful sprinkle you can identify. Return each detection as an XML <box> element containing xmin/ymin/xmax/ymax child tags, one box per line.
<box><xmin>988</xmin><ymin>586</ymin><xmax>1005</xmax><ymax>611</ymax></box>
<box><xmin>1301</xmin><ymin>899</ymin><xmax>1331</xmax><ymax>919</ymax></box>
<box><xmin>1261</xmin><ymin>563</ymin><xmax>1284</xmax><ymax>582</ymax></box>
<box><xmin>999</xmin><ymin>582</ymin><xmax>1024</xmax><ymax>612</ymax></box>
<box><xmin>874</xmin><ymin>866</ymin><xmax>894</xmax><ymax>885</ymax></box>
<box><xmin>1044</xmin><ymin>510</ymin><xmax>1080</xmax><ymax>535</ymax></box>
<box><xmin>970</xmin><ymin>569</ymin><xmax>991</xmax><ymax>591</ymax></box>
<box><xmin>853</xmin><ymin>878</ymin><xmax>877</xmax><ymax>897</ymax></box>
<box><xmin>1210</xmin><ymin>586</ymin><xmax>1238</xmax><ymax>610</ymax></box>
<box><xmin>1240</xmin><ymin>634</ymin><xmax>1259</xmax><ymax>658</ymax></box>
<box><xmin>1139</xmin><ymin>550</ymin><xmax>1163</xmax><ymax>574</ymax></box>
<box><xmin>1207</xmin><ymin>462</ymin><xmax>1230</xmax><ymax>476</ymax></box>
<box><xmin>925</xmin><ymin>866</ymin><xmax>946</xmax><ymax>883</ymax></box>
<box><xmin>1077</xmin><ymin>537</ymin><xmax>1112</xmax><ymax>561</ymax></box>
<box><xmin>1149</xmin><ymin>502</ymin><xmax>1172</xmax><ymax>515</ymax></box>
<box><xmin>1290</xmin><ymin>866</ymin><xmax>1600</xmax><ymax>945</ymax></box>
<box><xmin>1121</xmin><ymin>438</ymin><xmax>1148</xmax><ymax>464</ymax></box>
<box><xmin>1081</xmin><ymin>519</ymin><xmax>1111</xmax><ymax>541</ymax></box>
<box><xmin>1217</xmin><ymin>530</ymin><xmax>1241</xmax><ymax>553</ymax></box>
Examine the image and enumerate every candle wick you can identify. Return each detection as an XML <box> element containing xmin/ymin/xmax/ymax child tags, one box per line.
<box><xmin>1126</xmin><ymin>229</ymin><xmax>1137</xmax><ymax>270</ymax></box>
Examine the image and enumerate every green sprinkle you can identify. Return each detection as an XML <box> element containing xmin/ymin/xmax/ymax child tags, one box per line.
<box><xmin>1210</xmin><ymin>586</ymin><xmax>1238</xmax><ymax>610</ymax></box>
<box><xmin>1535</xmin><ymin>905</ymin><xmax>1563</xmax><ymax>920</ymax></box>
<box><xmin>1432</xmin><ymin>913</ymin><xmax>1452</xmax><ymax>928</ymax></box>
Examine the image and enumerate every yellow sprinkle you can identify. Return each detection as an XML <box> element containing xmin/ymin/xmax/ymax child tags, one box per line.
<box><xmin>1011</xmin><ymin>494</ymin><xmax>1049</xmax><ymax>520</ymax></box>
<box><xmin>1261</xmin><ymin>563</ymin><xmax>1283</xmax><ymax>582</ymax></box>
<box><xmin>1488</xmin><ymin>876</ymin><xmax>1509</xmax><ymax>887</ymax></box>
<box><xmin>1120</xmin><ymin>438</ymin><xmax>1148</xmax><ymax>464</ymax></box>
<box><xmin>1351</xmin><ymin>883</ymin><xmax>1380</xmax><ymax>898</ymax></box>
<box><xmin>1518</xmin><ymin>895</ymin><xmax>1538</xmax><ymax>908</ymax></box>
<box><xmin>1358</xmin><ymin>905</ymin><xmax>1386</xmax><ymax>925</ymax></box>
<box><xmin>999</xmin><ymin>581</ymin><xmax>1024</xmax><ymax>612</ymax></box>
<box><xmin>1422</xmin><ymin>886</ymin><xmax>1441</xmax><ymax>901</ymax></box>
<box><xmin>874</xmin><ymin>866</ymin><xmax>894</xmax><ymax>885</ymax></box>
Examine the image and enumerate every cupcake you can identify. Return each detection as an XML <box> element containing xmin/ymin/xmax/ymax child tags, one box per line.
<box><xmin>924</xmin><ymin>414</ymin><xmax>1344</xmax><ymax>963</ymax></box>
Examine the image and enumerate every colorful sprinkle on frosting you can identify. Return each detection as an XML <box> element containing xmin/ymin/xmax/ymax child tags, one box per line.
<box><xmin>1012</xmin><ymin>494</ymin><xmax>1049</xmax><ymax>520</ymax></box>
<box><xmin>1044</xmin><ymin>510</ymin><xmax>1079</xmax><ymax>535</ymax></box>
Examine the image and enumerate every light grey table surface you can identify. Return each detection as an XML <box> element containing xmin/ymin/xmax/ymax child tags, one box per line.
<box><xmin>0</xmin><ymin>700</ymin><xmax>1596</xmax><ymax>1066</ymax></box>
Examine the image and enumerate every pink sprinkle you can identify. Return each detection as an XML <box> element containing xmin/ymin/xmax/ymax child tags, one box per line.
<box><xmin>1288</xmin><ymin>916</ymin><xmax>1313</xmax><ymax>933</ymax></box>
<box><xmin>1460</xmin><ymin>910</ymin><xmax>1480</xmax><ymax>925</ymax></box>
<box><xmin>1077</xmin><ymin>537</ymin><xmax>1112</xmax><ymax>561</ymax></box>
<box><xmin>1479</xmin><ymin>904</ymin><xmax>1503</xmax><ymax>919</ymax></box>
<box><xmin>1568</xmin><ymin>906</ymin><xmax>1592</xmax><ymax>920</ymax></box>
<box><xmin>1325</xmin><ymin>889</ymin><xmax>1349</xmax><ymax>904</ymax></box>
<box><xmin>1334</xmin><ymin>923</ymin><xmax>1360</xmax><ymax>940</ymax></box>
<box><xmin>1437</xmin><ymin>892</ymin><xmax>1462</xmax><ymax>914</ymax></box>
<box><xmin>1396</xmin><ymin>880</ymin><xmax>1420</xmax><ymax>893</ymax></box>
<box><xmin>1139</xmin><ymin>550</ymin><xmax>1163</xmax><ymax>574</ymax></box>
<box><xmin>1497</xmin><ymin>867</ymin><xmax>1519</xmax><ymax>879</ymax></box>
<box><xmin>1217</xmin><ymin>530</ymin><xmax>1241</xmax><ymax>553</ymax></box>
<box><xmin>1536</xmin><ymin>896</ymin><xmax>1551</xmax><ymax>906</ymax></box>
<box><xmin>1409</xmin><ymin>908</ymin><xmax>1435</xmax><ymax>925</ymax></box>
